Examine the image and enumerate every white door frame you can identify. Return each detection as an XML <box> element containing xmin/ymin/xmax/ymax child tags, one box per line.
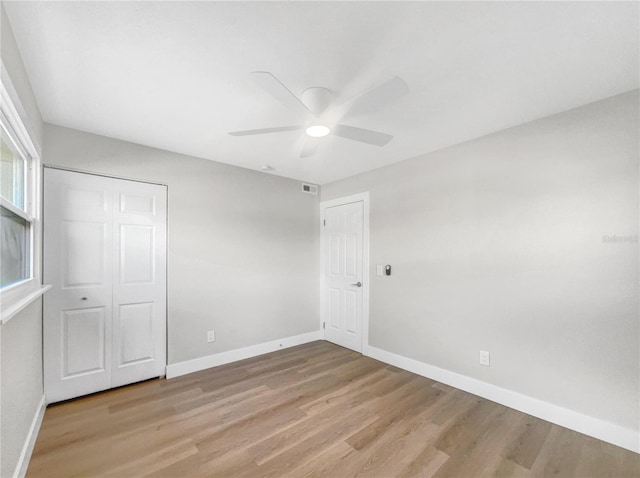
<box><xmin>319</xmin><ymin>192</ymin><xmax>370</xmax><ymax>353</ymax></box>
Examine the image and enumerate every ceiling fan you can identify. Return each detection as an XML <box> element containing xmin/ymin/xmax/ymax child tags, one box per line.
<box><xmin>229</xmin><ymin>71</ymin><xmax>409</xmax><ymax>158</ymax></box>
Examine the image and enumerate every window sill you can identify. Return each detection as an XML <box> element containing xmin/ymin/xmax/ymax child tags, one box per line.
<box><xmin>0</xmin><ymin>284</ymin><xmax>51</xmax><ymax>325</ymax></box>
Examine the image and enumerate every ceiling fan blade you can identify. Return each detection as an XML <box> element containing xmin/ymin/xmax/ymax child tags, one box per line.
<box><xmin>250</xmin><ymin>71</ymin><xmax>314</xmax><ymax>117</ymax></box>
<box><xmin>300</xmin><ymin>138</ymin><xmax>320</xmax><ymax>158</ymax></box>
<box><xmin>333</xmin><ymin>124</ymin><xmax>393</xmax><ymax>146</ymax></box>
<box><xmin>229</xmin><ymin>125</ymin><xmax>303</xmax><ymax>136</ymax></box>
<box><xmin>342</xmin><ymin>76</ymin><xmax>409</xmax><ymax>115</ymax></box>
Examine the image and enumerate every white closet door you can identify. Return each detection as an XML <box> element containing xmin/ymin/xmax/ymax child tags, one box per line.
<box><xmin>44</xmin><ymin>168</ymin><xmax>114</xmax><ymax>403</ymax></box>
<box><xmin>111</xmin><ymin>179</ymin><xmax>166</xmax><ymax>388</ymax></box>
<box><xmin>44</xmin><ymin>168</ymin><xmax>167</xmax><ymax>403</ymax></box>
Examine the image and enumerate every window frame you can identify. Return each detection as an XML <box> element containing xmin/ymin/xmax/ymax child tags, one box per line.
<box><xmin>1</xmin><ymin>119</ymin><xmax>34</xmax><ymax>286</ymax></box>
<box><xmin>0</xmin><ymin>62</ymin><xmax>47</xmax><ymax>324</ymax></box>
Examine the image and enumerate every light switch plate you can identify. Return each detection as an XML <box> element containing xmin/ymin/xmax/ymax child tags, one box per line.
<box><xmin>376</xmin><ymin>265</ymin><xmax>383</xmax><ymax>276</ymax></box>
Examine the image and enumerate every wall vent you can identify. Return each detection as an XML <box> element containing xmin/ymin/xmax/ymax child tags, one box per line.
<box><xmin>301</xmin><ymin>183</ymin><xmax>318</xmax><ymax>195</ymax></box>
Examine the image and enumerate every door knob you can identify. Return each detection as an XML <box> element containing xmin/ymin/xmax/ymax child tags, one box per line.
<box><xmin>351</xmin><ymin>282</ymin><xmax>362</xmax><ymax>287</ymax></box>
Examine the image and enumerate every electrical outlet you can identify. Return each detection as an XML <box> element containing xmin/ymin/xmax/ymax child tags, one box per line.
<box><xmin>479</xmin><ymin>350</ymin><xmax>490</xmax><ymax>367</ymax></box>
<box><xmin>207</xmin><ymin>330</ymin><xmax>215</xmax><ymax>343</ymax></box>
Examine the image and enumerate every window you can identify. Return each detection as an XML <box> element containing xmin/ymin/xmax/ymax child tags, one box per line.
<box><xmin>1</xmin><ymin>124</ymin><xmax>32</xmax><ymax>288</ymax></box>
<box><xmin>0</xmin><ymin>66</ymin><xmax>42</xmax><ymax>323</ymax></box>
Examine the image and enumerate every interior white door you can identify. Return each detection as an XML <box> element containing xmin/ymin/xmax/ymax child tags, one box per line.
<box><xmin>111</xmin><ymin>179</ymin><xmax>167</xmax><ymax>388</ymax></box>
<box><xmin>323</xmin><ymin>201</ymin><xmax>364</xmax><ymax>352</ymax></box>
<box><xmin>44</xmin><ymin>168</ymin><xmax>167</xmax><ymax>403</ymax></box>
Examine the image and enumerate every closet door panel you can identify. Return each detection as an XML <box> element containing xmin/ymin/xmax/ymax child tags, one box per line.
<box><xmin>43</xmin><ymin>168</ymin><xmax>113</xmax><ymax>403</ymax></box>
<box><xmin>111</xmin><ymin>179</ymin><xmax>167</xmax><ymax>387</ymax></box>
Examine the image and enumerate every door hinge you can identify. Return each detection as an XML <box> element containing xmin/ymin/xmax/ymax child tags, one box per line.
<box><xmin>323</xmin><ymin>219</ymin><xmax>326</xmax><ymax>226</ymax></box>
<box><xmin>323</xmin><ymin>322</ymin><xmax>325</xmax><ymax>329</ymax></box>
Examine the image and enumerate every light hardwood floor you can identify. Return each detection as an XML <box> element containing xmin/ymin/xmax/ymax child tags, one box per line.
<box><xmin>28</xmin><ymin>341</ymin><xmax>639</xmax><ymax>477</ymax></box>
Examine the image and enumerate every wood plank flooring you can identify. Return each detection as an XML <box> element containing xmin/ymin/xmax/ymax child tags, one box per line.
<box><xmin>27</xmin><ymin>341</ymin><xmax>639</xmax><ymax>477</ymax></box>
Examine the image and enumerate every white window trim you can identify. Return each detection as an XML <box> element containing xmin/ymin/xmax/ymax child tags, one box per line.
<box><xmin>0</xmin><ymin>60</ymin><xmax>48</xmax><ymax>325</ymax></box>
<box><xmin>1</xmin><ymin>285</ymin><xmax>51</xmax><ymax>325</ymax></box>
<box><xmin>0</xmin><ymin>195</ymin><xmax>34</xmax><ymax>222</ymax></box>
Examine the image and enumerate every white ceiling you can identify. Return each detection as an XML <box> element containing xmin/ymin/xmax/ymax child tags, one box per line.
<box><xmin>4</xmin><ymin>1</ymin><xmax>639</xmax><ymax>185</ymax></box>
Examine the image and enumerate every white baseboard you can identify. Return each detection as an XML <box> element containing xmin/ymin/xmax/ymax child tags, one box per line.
<box><xmin>166</xmin><ymin>330</ymin><xmax>323</xmax><ymax>379</ymax></box>
<box><xmin>13</xmin><ymin>394</ymin><xmax>46</xmax><ymax>478</ymax></box>
<box><xmin>365</xmin><ymin>345</ymin><xmax>639</xmax><ymax>454</ymax></box>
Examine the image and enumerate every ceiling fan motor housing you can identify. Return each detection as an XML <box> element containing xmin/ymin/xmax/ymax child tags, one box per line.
<box><xmin>302</xmin><ymin>87</ymin><xmax>332</xmax><ymax>116</ymax></box>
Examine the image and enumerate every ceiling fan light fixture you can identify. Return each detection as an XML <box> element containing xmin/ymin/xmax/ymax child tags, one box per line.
<box><xmin>305</xmin><ymin>125</ymin><xmax>330</xmax><ymax>138</ymax></box>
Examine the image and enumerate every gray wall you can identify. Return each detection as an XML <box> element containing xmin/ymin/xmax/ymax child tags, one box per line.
<box><xmin>43</xmin><ymin>124</ymin><xmax>320</xmax><ymax>364</ymax></box>
<box><xmin>1</xmin><ymin>301</ymin><xmax>43</xmax><ymax>478</ymax></box>
<box><xmin>322</xmin><ymin>90</ymin><xmax>639</xmax><ymax>431</ymax></box>
<box><xmin>1</xmin><ymin>4</ymin><xmax>45</xmax><ymax>477</ymax></box>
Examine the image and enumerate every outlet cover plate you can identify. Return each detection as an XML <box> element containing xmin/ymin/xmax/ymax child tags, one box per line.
<box><xmin>480</xmin><ymin>350</ymin><xmax>490</xmax><ymax>367</ymax></box>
